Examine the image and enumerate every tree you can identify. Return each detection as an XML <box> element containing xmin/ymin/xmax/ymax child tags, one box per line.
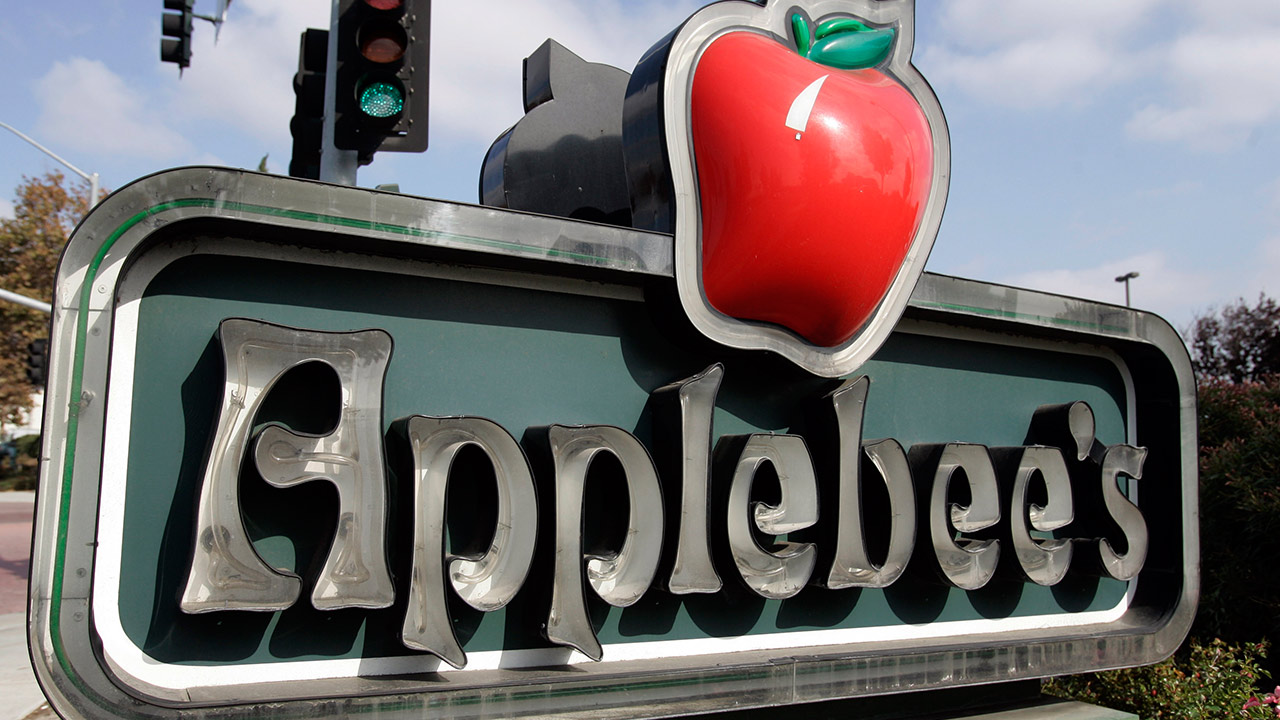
<box><xmin>0</xmin><ymin>172</ymin><xmax>95</xmax><ymax>425</ymax></box>
<box><xmin>1189</xmin><ymin>295</ymin><xmax>1280</xmax><ymax>383</ymax></box>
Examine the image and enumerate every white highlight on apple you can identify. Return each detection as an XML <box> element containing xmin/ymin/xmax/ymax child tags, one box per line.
<box><xmin>786</xmin><ymin>74</ymin><xmax>828</xmax><ymax>139</ymax></box>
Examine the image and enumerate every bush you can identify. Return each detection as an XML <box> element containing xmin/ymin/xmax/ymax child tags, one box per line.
<box><xmin>1044</xmin><ymin>638</ymin><xmax>1271</xmax><ymax>718</ymax></box>
<box><xmin>1196</xmin><ymin>378</ymin><xmax>1280</xmax><ymax>658</ymax></box>
<box><xmin>14</xmin><ymin>432</ymin><xmax>39</xmax><ymax>458</ymax></box>
<box><xmin>0</xmin><ymin>432</ymin><xmax>39</xmax><ymax>491</ymax></box>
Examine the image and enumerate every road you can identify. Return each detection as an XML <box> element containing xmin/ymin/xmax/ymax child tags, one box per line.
<box><xmin>0</xmin><ymin>491</ymin><xmax>46</xmax><ymax>720</ymax></box>
<box><xmin>0</xmin><ymin>494</ymin><xmax>32</xmax><ymax>615</ymax></box>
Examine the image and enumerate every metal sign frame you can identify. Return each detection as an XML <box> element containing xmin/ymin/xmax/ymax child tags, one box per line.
<box><xmin>29</xmin><ymin>168</ymin><xmax>1196</xmax><ymax>720</ymax></box>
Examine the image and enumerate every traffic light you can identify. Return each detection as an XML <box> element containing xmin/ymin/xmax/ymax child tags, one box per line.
<box><xmin>333</xmin><ymin>0</ymin><xmax>430</xmax><ymax>164</ymax></box>
<box><xmin>26</xmin><ymin>338</ymin><xmax>48</xmax><ymax>386</ymax></box>
<box><xmin>160</xmin><ymin>0</ymin><xmax>195</xmax><ymax>70</ymax></box>
<box><xmin>290</xmin><ymin>29</ymin><xmax>329</xmax><ymax>180</ymax></box>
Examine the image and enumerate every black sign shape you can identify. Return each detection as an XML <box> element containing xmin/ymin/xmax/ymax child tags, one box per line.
<box><xmin>480</xmin><ymin>40</ymin><xmax>633</xmax><ymax>227</ymax></box>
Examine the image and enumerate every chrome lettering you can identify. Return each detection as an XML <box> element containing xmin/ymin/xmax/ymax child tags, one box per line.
<box><xmin>652</xmin><ymin>364</ymin><xmax>723</xmax><ymax>594</ymax></box>
<box><xmin>914</xmin><ymin>443</ymin><xmax>1001</xmax><ymax>590</ymax></box>
<box><xmin>182</xmin><ymin>319</ymin><xmax>393</xmax><ymax>613</ymax></box>
<box><xmin>721</xmin><ymin>434</ymin><xmax>819</xmax><ymax>599</ymax></box>
<box><xmin>542</xmin><ymin>425</ymin><xmax>664</xmax><ymax>661</ymax></box>
<box><xmin>399</xmin><ymin>416</ymin><xmax>539</xmax><ymax>668</ymax></box>
<box><xmin>996</xmin><ymin>445</ymin><xmax>1074</xmax><ymax>586</ymax></box>
<box><xmin>824</xmin><ymin>376</ymin><xmax>916</xmax><ymax>589</ymax></box>
<box><xmin>182</xmin><ymin>320</ymin><xmax>1158</xmax><ymax>664</ymax></box>
<box><xmin>1099</xmin><ymin>444</ymin><xmax>1148</xmax><ymax>581</ymax></box>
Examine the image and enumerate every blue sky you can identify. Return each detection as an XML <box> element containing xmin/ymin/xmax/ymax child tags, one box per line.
<box><xmin>2</xmin><ymin>0</ymin><xmax>1279</xmax><ymax>334</ymax></box>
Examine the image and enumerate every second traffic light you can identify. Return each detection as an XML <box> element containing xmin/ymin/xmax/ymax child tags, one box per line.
<box><xmin>290</xmin><ymin>28</ymin><xmax>329</xmax><ymax>180</ymax></box>
<box><xmin>26</xmin><ymin>338</ymin><xmax>48</xmax><ymax>386</ymax></box>
<box><xmin>160</xmin><ymin>0</ymin><xmax>195</xmax><ymax>69</ymax></box>
<box><xmin>334</xmin><ymin>0</ymin><xmax>430</xmax><ymax>164</ymax></box>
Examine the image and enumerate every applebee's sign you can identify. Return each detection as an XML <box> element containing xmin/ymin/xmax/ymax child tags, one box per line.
<box><xmin>28</xmin><ymin>169</ymin><xmax>1198</xmax><ymax>720</ymax></box>
<box><xmin>28</xmin><ymin>2</ymin><xmax>1196</xmax><ymax>719</ymax></box>
<box><xmin>624</xmin><ymin>0</ymin><xmax>949</xmax><ymax>377</ymax></box>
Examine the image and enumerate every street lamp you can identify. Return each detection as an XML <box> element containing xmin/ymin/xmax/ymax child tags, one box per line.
<box><xmin>1115</xmin><ymin>271</ymin><xmax>1139</xmax><ymax>307</ymax></box>
<box><xmin>0</xmin><ymin>120</ymin><xmax>101</xmax><ymax>207</ymax></box>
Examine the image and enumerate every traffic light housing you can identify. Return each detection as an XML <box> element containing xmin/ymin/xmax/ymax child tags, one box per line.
<box><xmin>26</xmin><ymin>338</ymin><xmax>48</xmax><ymax>386</ymax></box>
<box><xmin>290</xmin><ymin>29</ymin><xmax>329</xmax><ymax>180</ymax></box>
<box><xmin>333</xmin><ymin>0</ymin><xmax>430</xmax><ymax>164</ymax></box>
<box><xmin>160</xmin><ymin>0</ymin><xmax>194</xmax><ymax>70</ymax></box>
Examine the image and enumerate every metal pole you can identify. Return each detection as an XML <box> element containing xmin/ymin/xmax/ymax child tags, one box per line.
<box><xmin>320</xmin><ymin>0</ymin><xmax>359</xmax><ymax>185</ymax></box>
<box><xmin>0</xmin><ymin>288</ymin><xmax>51</xmax><ymax>314</ymax></box>
<box><xmin>0</xmin><ymin>120</ymin><xmax>102</xmax><ymax>207</ymax></box>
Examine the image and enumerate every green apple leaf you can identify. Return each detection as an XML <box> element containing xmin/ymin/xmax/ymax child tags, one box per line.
<box><xmin>791</xmin><ymin>13</ymin><xmax>896</xmax><ymax>70</ymax></box>
<box><xmin>815</xmin><ymin>17</ymin><xmax>872</xmax><ymax>38</ymax></box>
<box><xmin>808</xmin><ymin>26</ymin><xmax>895</xmax><ymax>69</ymax></box>
<box><xmin>791</xmin><ymin>13</ymin><xmax>812</xmax><ymax>57</ymax></box>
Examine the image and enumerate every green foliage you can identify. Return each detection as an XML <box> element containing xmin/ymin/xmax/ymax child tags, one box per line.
<box><xmin>1044</xmin><ymin>638</ymin><xmax>1272</xmax><ymax>719</ymax></box>
<box><xmin>14</xmin><ymin>432</ymin><xmax>39</xmax><ymax>458</ymax></box>
<box><xmin>0</xmin><ymin>172</ymin><xmax>95</xmax><ymax>424</ymax></box>
<box><xmin>1196</xmin><ymin>376</ymin><xmax>1280</xmax><ymax>650</ymax></box>
<box><xmin>0</xmin><ymin>433</ymin><xmax>39</xmax><ymax>491</ymax></box>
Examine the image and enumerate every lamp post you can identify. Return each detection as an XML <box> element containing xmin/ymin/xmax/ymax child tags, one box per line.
<box><xmin>1115</xmin><ymin>271</ymin><xmax>1139</xmax><ymax>307</ymax></box>
<box><xmin>0</xmin><ymin>120</ymin><xmax>101</xmax><ymax>207</ymax></box>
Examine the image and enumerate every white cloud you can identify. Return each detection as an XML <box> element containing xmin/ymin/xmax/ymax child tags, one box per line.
<box><xmin>430</xmin><ymin>0</ymin><xmax>702</xmax><ymax>142</ymax></box>
<box><xmin>1134</xmin><ymin>180</ymin><xmax>1204</xmax><ymax>200</ymax></box>
<box><xmin>1253</xmin><ymin>235</ymin><xmax>1280</xmax><ymax>300</ymax></box>
<box><xmin>919</xmin><ymin>0</ymin><xmax>1164</xmax><ymax>110</ymax></box>
<box><xmin>924</xmin><ymin>0</ymin><xmax>1165</xmax><ymax>48</ymax></box>
<box><xmin>1002</xmin><ymin>251</ymin><xmax>1215</xmax><ymax>324</ymax></box>
<box><xmin>1126</xmin><ymin>29</ymin><xmax>1280</xmax><ymax>149</ymax></box>
<box><xmin>169</xmin><ymin>0</ymin><xmax>329</xmax><ymax>145</ymax></box>
<box><xmin>33</xmin><ymin>58</ymin><xmax>191</xmax><ymax>160</ymax></box>
<box><xmin>921</xmin><ymin>0</ymin><xmax>1280</xmax><ymax>148</ymax></box>
<box><xmin>1268</xmin><ymin>177</ymin><xmax>1280</xmax><ymax>217</ymax></box>
<box><xmin>0</xmin><ymin>197</ymin><xmax>12</xmax><ymax>220</ymax></box>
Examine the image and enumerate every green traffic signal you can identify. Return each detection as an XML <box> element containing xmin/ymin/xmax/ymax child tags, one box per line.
<box><xmin>359</xmin><ymin>80</ymin><xmax>405</xmax><ymax>118</ymax></box>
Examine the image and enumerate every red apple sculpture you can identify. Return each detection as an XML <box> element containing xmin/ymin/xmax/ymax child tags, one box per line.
<box><xmin>691</xmin><ymin>15</ymin><xmax>934</xmax><ymax>348</ymax></box>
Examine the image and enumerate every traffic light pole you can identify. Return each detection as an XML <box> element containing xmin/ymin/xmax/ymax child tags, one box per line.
<box><xmin>0</xmin><ymin>120</ymin><xmax>101</xmax><ymax>207</ymax></box>
<box><xmin>0</xmin><ymin>288</ymin><xmax>51</xmax><ymax>314</ymax></box>
<box><xmin>320</xmin><ymin>0</ymin><xmax>359</xmax><ymax>186</ymax></box>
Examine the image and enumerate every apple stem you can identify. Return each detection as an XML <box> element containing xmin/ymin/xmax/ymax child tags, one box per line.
<box><xmin>790</xmin><ymin>13</ymin><xmax>812</xmax><ymax>57</ymax></box>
